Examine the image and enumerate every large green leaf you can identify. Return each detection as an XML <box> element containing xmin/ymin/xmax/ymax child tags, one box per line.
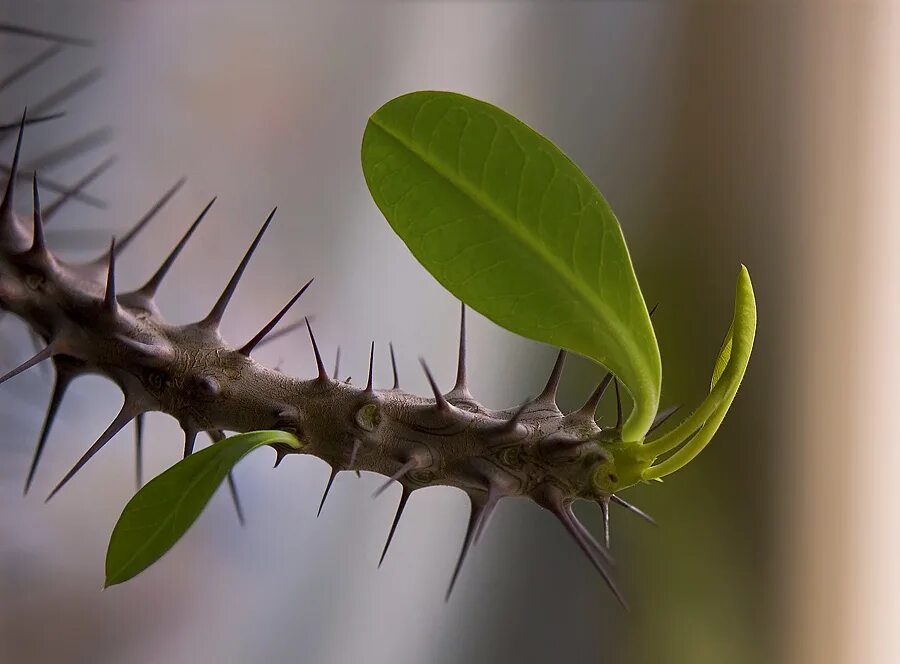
<box><xmin>105</xmin><ymin>430</ymin><xmax>300</xmax><ymax>587</ymax></box>
<box><xmin>641</xmin><ymin>266</ymin><xmax>756</xmax><ymax>479</ymax></box>
<box><xmin>361</xmin><ymin>91</ymin><xmax>660</xmax><ymax>441</ymax></box>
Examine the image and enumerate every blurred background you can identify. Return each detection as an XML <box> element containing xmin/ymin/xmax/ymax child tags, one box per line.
<box><xmin>0</xmin><ymin>1</ymin><xmax>896</xmax><ymax>663</ymax></box>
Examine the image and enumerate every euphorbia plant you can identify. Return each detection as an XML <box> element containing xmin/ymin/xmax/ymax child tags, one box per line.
<box><xmin>0</xmin><ymin>91</ymin><xmax>755</xmax><ymax>607</ymax></box>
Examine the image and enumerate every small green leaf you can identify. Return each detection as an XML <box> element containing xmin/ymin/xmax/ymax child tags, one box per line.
<box><xmin>361</xmin><ymin>91</ymin><xmax>660</xmax><ymax>441</ymax></box>
<box><xmin>105</xmin><ymin>430</ymin><xmax>300</xmax><ymax>587</ymax></box>
<box><xmin>641</xmin><ymin>266</ymin><xmax>756</xmax><ymax>479</ymax></box>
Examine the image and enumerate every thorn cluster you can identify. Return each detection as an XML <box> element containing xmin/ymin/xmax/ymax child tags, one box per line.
<box><xmin>0</xmin><ymin>111</ymin><xmax>674</xmax><ymax>606</ymax></box>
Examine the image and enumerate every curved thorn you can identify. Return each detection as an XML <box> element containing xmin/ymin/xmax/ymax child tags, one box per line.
<box><xmin>46</xmin><ymin>403</ymin><xmax>139</xmax><ymax>501</ymax></box>
<box><xmin>304</xmin><ymin>317</ymin><xmax>328</xmax><ymax>381</ymax></box>
<box><xmin>389</xmin><ymin>342</ymin><xmax>399</xmax><ymax>389</ymax></box>
<box><xmin>134</xmin><ymin>413</ymin><xmax>144</xmax><ymax>490</ymax></box>
<box><xmin>0</xmin><ymin>44</ymin><xmax>63</xmax><ymax>92</ymax></box>
<box><xmin>648</xmin><ymin>405</ymin><xmax>680</xmax><ymax>434</ymax></box>
<box><xmin>24</xmin><ymin>363</ymin><xmax>75</xmax><ymax>494</ymax></box>
<box><xmin>43</xmin><ymin>156</ymin><xmax>116</xmax><ymax>222</ymax></box>
<box><xmin>226</xmin><ymin>472</ymin><xmax>245</xmax><ymax>527</ymax></box>
<box><xmin>138</xmin><ymin>196</ymin><xmax>215</xmax><ymax>296</ymax></box>
<box><xmin>378</xmin><ymin>486</ymin><xmax>411</xmax><ymax>567</ymax></box>
<box><xmin>536</xmin><ymin>350</ymin><xmax>567</xmax><ymax>404</ymax></box>
<box><xmin>239</xmin><ymin>278</ymin><xmax>314</xmax><ymax>356</ymax></box>
<box><xmin>1</xmin><ymin>108</ymin><xmax>26</xmax><ymax>221</ymax></box>
<box><xmin>317</xmin><ymin>467</ymin><xmax>339</xmax><ymax>518</ymax></box>
<box><xmin>419</xmin><ymin>358</ymin><xmax>449</xmax><ymax>412</ymax></box>
<box><xmin>0</xmin><ymin>344</ymin><xmax>53</xmax><ymax>387</ymax></box>
<box><xmin>365</xmin><ymin>341</ymin><xmax>375</xmax><ymax>392</ymax></box>
<box><xmin>333</xmin><ymin>347</ymin><xmax>341</xmax><ymax>381</ymax></box>
<box><xmin>614</xmin><ymin>379</ymin><xmax>623</xmax><ymax>429</ymax></box>
<box><xmin>575</xmin><ymin>372</ymin><xmax>613</xmax><ymax>420</ymax></box>
<box><xmin>103</xmin><ymin>237</ymin><xmax>117</xmax><ymax>313</ymax></box>
<box><xmin>486</xmin><ymin>399</ymin><xmax>530</xmax><ymax>438</ymax></box>
<box><xmin>446</xmin><ymin>494</ymin><xmax>485</xmax><ymax>601</ymax></box>
<box><xmin>372</xmin><ymin>459</ymin><xmax>418</xmax><ymax>499</ymax></box>
<box><xmin>202</xmin><ymin>207</ymin><xmax>277</xmax><ymax>328</ymax></box>
<box><xmin>610</xmin><ymin>494</ymin><xmax>657</xmax><ymax>526</ymax></box>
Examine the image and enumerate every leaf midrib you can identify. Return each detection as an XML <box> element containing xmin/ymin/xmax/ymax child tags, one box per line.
<box><xmin>368</xmin><ymin>112</ymin><xmax>638</xmax><ymax>364</ymax></box>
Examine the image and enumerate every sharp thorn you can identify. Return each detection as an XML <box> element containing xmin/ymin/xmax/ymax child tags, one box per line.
<box><xmin>0</xmin><ymin>343</ymin><xmax>53</xmax><ymax>387</ymax></box>
<box><xmin>536</xmin><ymin>350</ymin><xmax>567</xmax><ymax>404</ymax></box>
<box><xmin>31</xmin><ymin>173</ymin><xmax>46</xmax><ymax>251</ymax></box>
<box><xmin>372</xmin><ymin>459</ymin><xmax>418</xmax><ymax>499</ymax></box>
<box><xmin>25</xmin><ymin>126</ymin><xmax>113</xmax><ymax>172</ymax></box>
<box><xmin>43</xmin><ymin>156</ymin><xmax>116</xmax><ymax>221</ymax></box>
<box><xmin>0</xmin><ymin>164</ymin><xmax>105</xmax><ymax>208</ymax></box>
<box><xmin>103</xmin><ymin>237</ymin><xmax>117</xmax><ymax>313</ymax></box>
<box><xmin>24</xmin><ymin>363</ymin><xmax>74</xmax><ymax>494</ymax></box>
<box><xmin>389</xmin><ymin>342</ymin><xmax>399</xmax><ymax>389</ymax></box>
<box><xmin>611</xmin><ymin>494</ymin><xmax>657</xmax><ymax>526</ymax></box>
<box><xmin>348</xmin><ymin>438</ymin><xmax>362</xmax><ymax>470</ymax></box>
<box><xmin>649</xmin><ymin>302</ymin><xmax>659</xmax><ymax>318</ymax></box>
<box><xmin>473</xmin><ymin>488</ymin><xmax>500</xmax><ymax>545</ymax></box>
<box><xmin>134</xmin><ymin>413</ymin><xmax>144</xmax><ymax>490</ymax></box>
<box><xmin>227</xmin><ymin>471</ymin><xmax>245</xmax><ymax>526</ymax></box>
<box><xmin>108</xmin><ymin>178</ymin><xmax>185</xmax><ymax>259</ymax></box>
<box><xmin>365</xmin><ymin>341</ymin><xmax>375</xmax><ymax>392</ymax></box>
<box><xmin>202</xmin><ymin>207</ymin><xmax>276</xmax><ymax>328</ymax></box>
<box><xmin>0</xmin><ymin>23</ymin><xmax>93</xmax><ymax>47</ymax></box>
<box><xmin>333</xmin><ymin>347</ymin><xmax>341</xmax><ymax>381</ymax></box>
<box><xmin>0</xmin><ymin>112</ymin><xmax>64</xmax><ymax>132</ymax></box>
<box><xmin>378</xmin><ymin>486</ymin><xmax>411</xmax><ymax>567</ymax></box>
<box><xmin>29</xmin><ymin>68</ymin><xmax>102</xmax><ymax>120</ymax></box>
<box><xmin>317</xmin><ymin>467</ymin><xmax>339</xmax><ymax>518</ymax></box>
<box><xmin>648</xmin><ymin>405</ymin><xmax>680</xmax><ymax>434</ymax></box>
<box><xmin>558</xmin><ymin>500</ymin><xmax>625</xmax><ymax>608</ymax></box>
<box><xmin>614</xmin><ymin>379</ymin><xmax>623</xmax><ymax>429</ymax></box>
<box><xmin>575</xmin><ymin>372</ymin><xmax>613</xmax><ymax>420</ymax></box>
<box><xmin>138</xmin><ymin>196</ymin><xmax>214</xmax><ymax>297</ymax></box>
<box><xmin>254</xmin><ymin>319</ymin><xmax>305</xmax><ymax>349</ymax></box>
<box><xmin>419</xmin><ymin>358</ymin><xmax>450</xmax><ymax>412</ymax></box>
<box><xmin>451</xmin><ymin>302</ymin><xmax>468</xmax><ymax>394</ymax></box>
<box><xmin>599</xmin><ymin>496</ymin><xmax>611</xmax><ymax>549</ymax></box>
<box><xmin>239</xmin><ymin>278</ymin><xmax>314</xmax><ymax>356</ymax></box>
<box><xmin>0</xmin><ymin>44</ymin><xmax>63</xmax><ymax>92</ymax></box>
<box><xmin>445</xmin><ymin>495</ymin><xmax>485</xmax><ymax>601</ymax></box>
<box><xmin>1</xmin><ymin>108</ymin><xmax>26</xmax><ymax>221</ymax></box>
<box><xmin>304</xmin><ymin>317</ymin><xmax>329</xmax><ymax>381</ymax></box>
<box><xmin>183</xmin><ymin>427</ymin><xmax>198</xmax><ymax>458</ymax></box>
<box><xmin>46</xmin><ymin>404</ymin><xmax>139</xmax><ymax>501</ymax></box>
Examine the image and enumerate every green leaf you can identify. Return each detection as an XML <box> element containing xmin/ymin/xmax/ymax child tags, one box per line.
<box><xmin>361</xmin><ymin>91</ymin><xmax>660</xmax><ymax>441</ymax></box>
<box><xmin>641</xmin><ymin>266</ymin><xmax>756</xmax><ymax>479</ymax></box>
<box><xmin>105</xmin><ymin>430</ymin><xmax>300</xmax><ymax>587</ymax></box>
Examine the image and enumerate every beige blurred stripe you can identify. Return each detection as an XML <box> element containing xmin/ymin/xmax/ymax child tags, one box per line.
<box><xmin>782</xmin><ymin>3</ymin><xmax>896</xmax><ymax>663</ymax></box>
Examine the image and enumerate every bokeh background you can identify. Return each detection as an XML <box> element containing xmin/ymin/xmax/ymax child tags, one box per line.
<box><xmin>1</xmin><ymin>1</ymin><xmax>897</xmax><ymax>663</ymax></box>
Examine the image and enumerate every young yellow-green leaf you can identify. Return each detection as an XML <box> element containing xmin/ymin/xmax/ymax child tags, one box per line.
<box><xmin>361</xmin><ymin>91</ymin><xmax>660</xmax><ymax>441</ymax></box>
<box><xmin>105</xmin><ymin>430</ymin><xmax>300</xmax><ymax>587</ymax></box>
<box><xmin>641</xmin><ymin>266</ymin><xmax>756</xmax><ymax>479</ymax></box>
